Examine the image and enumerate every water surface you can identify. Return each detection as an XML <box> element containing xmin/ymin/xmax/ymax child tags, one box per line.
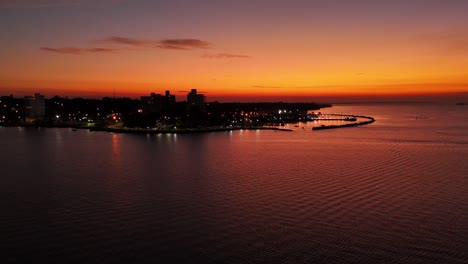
<box><xmin>1</xmin><ymin>103</ymin><xmax>467</xmax><ymax>263</ymax></box>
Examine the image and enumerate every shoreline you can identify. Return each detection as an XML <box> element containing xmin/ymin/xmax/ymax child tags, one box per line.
<box><xmin>1</xmin><ymin>114</ymin><xmax>376</xmax><ymax>133</ymax></box>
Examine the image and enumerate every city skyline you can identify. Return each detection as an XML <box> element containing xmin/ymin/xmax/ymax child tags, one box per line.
<box><xmin>1</xmin><ymin>0</ymin><xmax>468</xmax><ymax>102</ymax></box>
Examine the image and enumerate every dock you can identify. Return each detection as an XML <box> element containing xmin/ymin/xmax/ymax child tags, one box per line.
<box><xmin>312</xmin><ymin>114</ymin><xmax>375</xmax><ymax>130</ymax></box>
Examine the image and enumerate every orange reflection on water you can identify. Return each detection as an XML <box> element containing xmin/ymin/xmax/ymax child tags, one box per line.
<box><xmin>111</xmin><ymin>133</ymin><xmax>121</xmax><ymax>162</ymax></box>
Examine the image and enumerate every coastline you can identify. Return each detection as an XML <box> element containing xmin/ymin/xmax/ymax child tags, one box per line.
<box><xmin>1</xmin><ymin>114</ymin><xmax>377</xmax><ymax>133</ymax></box>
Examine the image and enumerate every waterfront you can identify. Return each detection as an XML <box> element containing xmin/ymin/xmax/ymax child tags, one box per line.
<box><xmin>1</xmin><ymin>103</ymin><xmax>467</xmax><ymax>263</ymax></box>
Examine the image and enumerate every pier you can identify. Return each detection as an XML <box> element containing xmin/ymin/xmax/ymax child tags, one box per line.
<box><xmin>312</xmin><ymin>114</ymin><xmax>375</xmax><ymax>130</ymax></box>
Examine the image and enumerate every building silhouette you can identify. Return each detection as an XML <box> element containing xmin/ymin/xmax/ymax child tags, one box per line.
<box><xmin>24</xmin><ymin>93</ymin><xmax>45</xmax><ymax>123</ymax></box>
<box><xmin>187</xmin><ymin>89</ymin><xmax>205</xmax><ymax>112</ymax></box>
<box><xmin>163</xmin><ymin>90</ymin><xmax>176</xmax><ymax>115</ymax></box>
<box><xmin>141</xmin><ymin>90</ymin><xmax>176</xmax><ymax>115</ymax></box>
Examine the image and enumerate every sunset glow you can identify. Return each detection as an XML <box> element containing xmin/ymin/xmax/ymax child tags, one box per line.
<box><xmin>1</xmin><ymin>0</ymin><xmax>468</xmax><ymax>102</ymax></box>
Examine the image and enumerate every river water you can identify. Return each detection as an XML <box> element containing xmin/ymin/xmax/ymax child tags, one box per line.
<box><xmin>1</xmin><ymin>103</ymin><xmax>467</xmax><ymax>263</ymax></box>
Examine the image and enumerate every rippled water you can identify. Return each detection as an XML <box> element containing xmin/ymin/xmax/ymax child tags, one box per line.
<box><xmin>1</xmin><ymin>103</ymin><xmax>467</xmax><ymax>263</ymax></box>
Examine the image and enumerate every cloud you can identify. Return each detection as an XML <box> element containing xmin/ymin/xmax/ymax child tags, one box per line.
<box><xmin>85</xmin><ymin>48</ymin><xmax>116</xmax><ymax>53</ymax></box>
<box><xmin>41</xmin><ymin>36</ymin><xmax>212</xmax><ymax>55</ymax></box>
<box><xmin>157</xmin><ymin>39</ymin><xmax>211</xmax><ymax>50</ymax></box>
<box><xmin>40</xmin><ymin>47</ymin><xmax>116</xmax><ymax>54</ymax></box>
<box><xmin>203</xmin><ymin>53</ymin><xmax>251</xmax><ymax>59</ymax></box>
<box><xmin>99</xmin><ymin>36</ymin><xmax>152</xmax><ymax>46</ymax></box>
<box><xmin>99</xmin><ymin>36</ymin><xmax>211</xmax><ymax>50</ymax></box>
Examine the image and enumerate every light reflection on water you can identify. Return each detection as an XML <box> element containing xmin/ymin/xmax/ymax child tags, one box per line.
<box><xmin>1</xmin><ymin>103</ymin><xmax>467</xmax><ymax>263</ymax></box>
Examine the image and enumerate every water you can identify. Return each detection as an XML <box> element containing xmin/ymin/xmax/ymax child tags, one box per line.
<box><xmin>1</xmin><ymin>103</ymin><xmax>467</xmax><ymax>263</ymax></box>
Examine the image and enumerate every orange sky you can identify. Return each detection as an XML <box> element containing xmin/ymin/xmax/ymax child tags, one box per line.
<box><xmin>1</xmin><ymin>1</ymin><xmax>468</xmax><ymax>102</ymax></box>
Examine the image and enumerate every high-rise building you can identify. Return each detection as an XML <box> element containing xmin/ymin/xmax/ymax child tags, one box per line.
<box><xmin>187</xmin><ymin>89</ymin><xmax>205</xmax><ymax>111</ymax></box>
<box><xmin>141</xmin><ymin>90</ymin><xmax>176</xmax><ymax>115</ymax></box>
<box><xmin>141</xmin><ymin>92</ymin><xmax>163</xmax><ymax>113</ymax></box>
<box><xmin>163</xmin><ymin>90</ymin><xmax>176</xmax><ymax>114</ymax></box>
<box><xmin>24</xmin><ymin>93</ymin><xmax>45</xmax><ymax>123</ymax></box>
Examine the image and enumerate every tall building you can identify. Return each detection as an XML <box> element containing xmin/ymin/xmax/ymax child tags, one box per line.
<box><xmin>141</xmin><ymin>90</ymin><xmax>176</xmax><ymax>115</ymax></box>
<box><xmin>24</xmin><ymin>93</ymin><xmax>45</xmax><ymax>123</ymax></box>
<box><xmin>141</xmin><ymin>92</ymin><xmax>163</xmax><ymax>113</ymax></box>
<box><xmin>163</xmin><ymin>90</ymin><xmax>176</xmax><ymax>114</ymax></box>
<box><xmin>187</xmin><ymin>89</ymin><xmax>205</xmax><ymax>111</ymax></box>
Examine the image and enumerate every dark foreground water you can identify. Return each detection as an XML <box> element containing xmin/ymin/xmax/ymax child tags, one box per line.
<box><xmin>1</xmin><ymin>103</ymin><xmax>468</xmax><ymax>263</ymax></box>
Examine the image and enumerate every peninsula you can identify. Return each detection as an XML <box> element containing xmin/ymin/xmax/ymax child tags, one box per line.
<box><xmin>1</xmin><ymin>90</ymin><xmax>375</xmax><ymax>133</ymax></box>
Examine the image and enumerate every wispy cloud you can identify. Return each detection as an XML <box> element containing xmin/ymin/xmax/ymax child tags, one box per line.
<box><xmin>99</xmin><ymin>36</ymin><xmax>211</xmax><ymax>50</ymax></box>
<box><xmin>40</xmin><ymin>47</ymin><xmax>116</xmax><ymax>54</ymax></box>
<box><xmin>157</xmin><ymin>39</ymin><xmax>211</xmax><ymax>50</ymax></box>
<box><xmin>99</xmin><ymin>36</ymin><xmax>153</xmax><ymax>46</ymax></box>
<box><xmin>203</xmin><ymin>53</ymin><xmax>251</xmax><ymax>59</ymax></box>
<box><xmin>0</xmin><ymin>0</ymin><xmax>125</xmax><ymax>9</ymax></box>
<box><xmin>41</xmin><ymin>36</ymin><xmax>212</xmax><ymax>55</ymax></box>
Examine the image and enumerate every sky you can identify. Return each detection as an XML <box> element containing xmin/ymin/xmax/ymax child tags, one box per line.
<box><xmin>1</xmin><ymin>0</ymin><xmax>468</xmax><ymax>102</ymax></box>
